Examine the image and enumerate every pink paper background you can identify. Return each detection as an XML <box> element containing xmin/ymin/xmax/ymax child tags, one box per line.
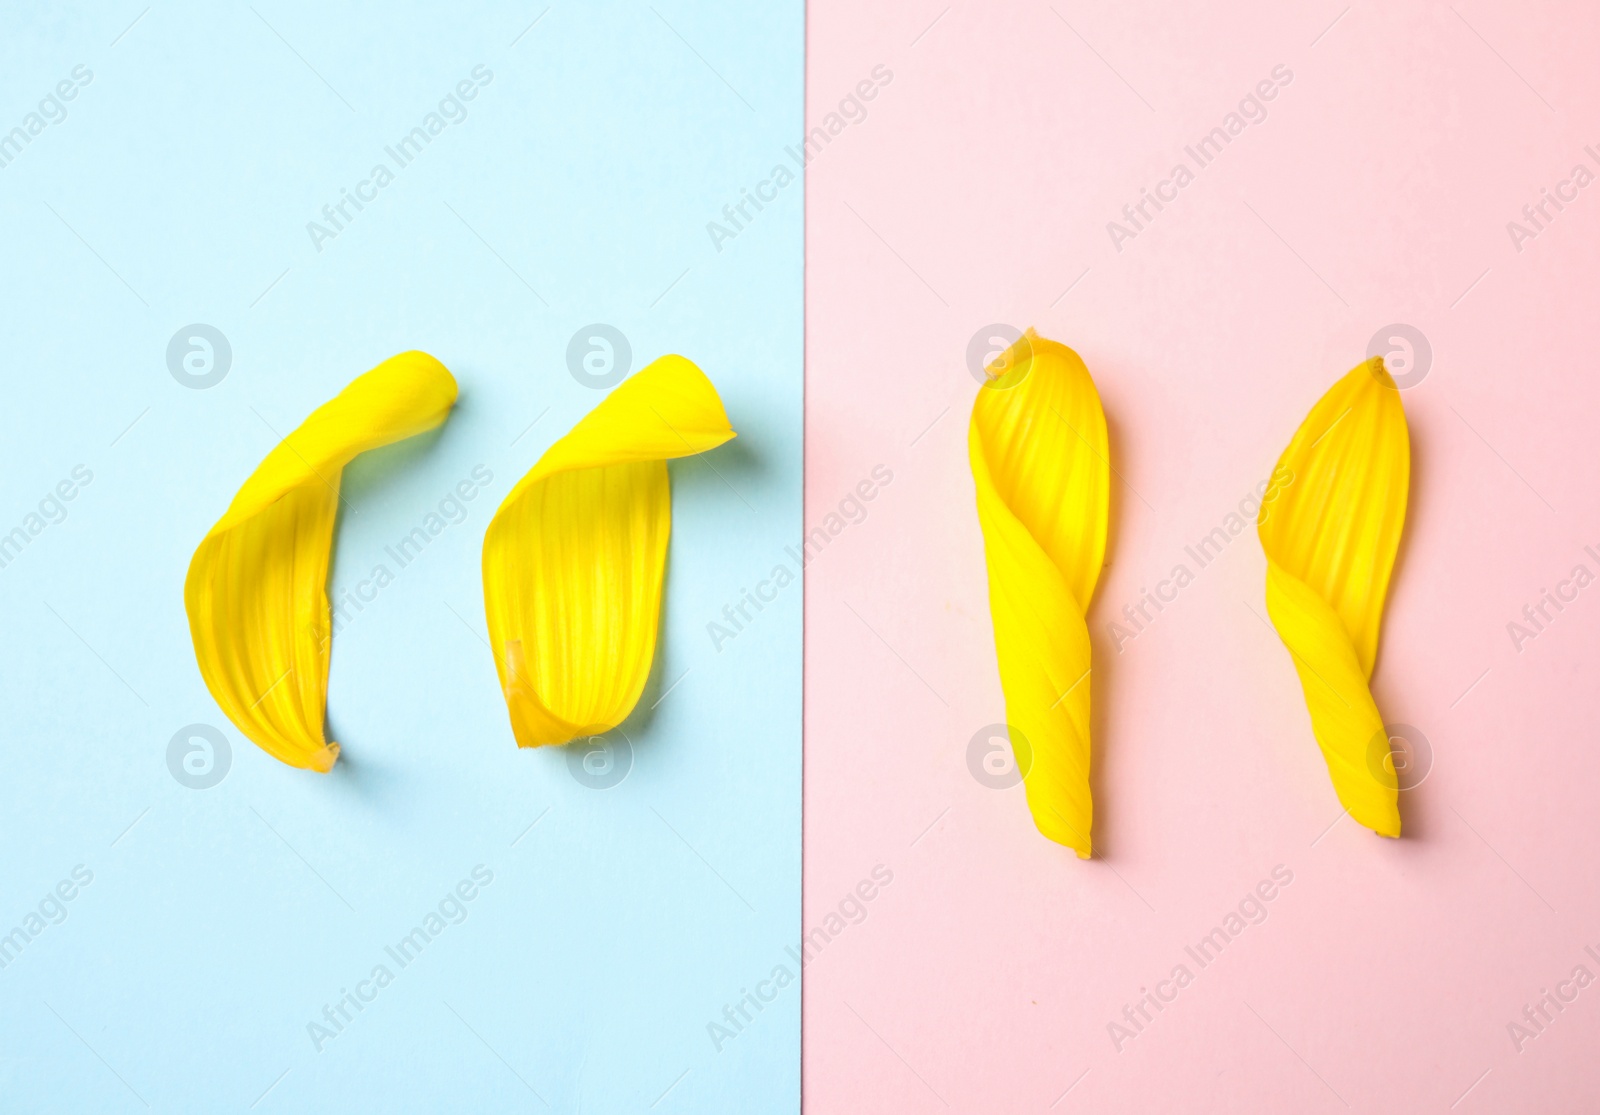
<box><xmin>803</xmin><ymin>2</ymin><xmax>1600</xmax><ymax>1111</ymax></box>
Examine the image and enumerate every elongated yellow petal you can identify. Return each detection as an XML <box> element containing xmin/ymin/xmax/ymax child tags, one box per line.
<box><xmin>1258</xmin><ymin>356</ymin><xmax>1409</xmax><ymax>836</ymax></box>
<box><xmin>970</xmin><ymin>330</ymin><xmax>1109</xmax><ymax>857</ymax></box>
<box><xmin>482</xmin><ymin>354</ymin><xmax>735</xmax><ymax>748</ymax></box>
<box><xmin>184</xmin><ymin>352</ymin><xmax>458</xmax><ymax>772</ymax></box>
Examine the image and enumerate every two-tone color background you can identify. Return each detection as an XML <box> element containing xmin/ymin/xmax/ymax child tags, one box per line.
<box><xmin>3</xmin><ymin>2</ymin><xmax>1598</xmax><ymax>1112</ymax></box>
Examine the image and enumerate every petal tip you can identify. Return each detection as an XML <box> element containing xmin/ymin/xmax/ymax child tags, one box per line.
<box><xmin>1361</xmin><ymin>353</ymin><xmax>1398</xmax><ymax>391</ymax></box>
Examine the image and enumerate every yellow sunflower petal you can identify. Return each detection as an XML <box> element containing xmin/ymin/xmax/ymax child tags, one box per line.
<box><xmin>184</xmin><ymin>351</ymin><xmax>459</xmax><ymax>771</ymax></box>
<box><xmin>1258</xmin><ymin>356</ymin><xmax>1409</xmax><ymax>836</ymax></box>
<box><xmin>970</xmin><ymin>330</ymin><xmax>1109</xmax><ymax>857</ymax></box>
<box><xmin>482</xmin><ymin>354</ymin><xmax>735</xmax><ymax>748</ymax></box>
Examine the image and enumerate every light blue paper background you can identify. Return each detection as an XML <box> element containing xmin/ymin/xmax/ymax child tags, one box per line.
<box><xmin>0</xmin><ymin>2</ymin><xmax>801</xmax><ymax>1111</ymax></box>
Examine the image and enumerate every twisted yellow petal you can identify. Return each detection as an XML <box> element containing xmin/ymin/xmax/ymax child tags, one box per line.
<box><xmin>482</xmin><ymin>354</ymin><xmax>735</xmax><ymax>748</ymax></box>
<box><xmin>184</xmin><ymin>352</ymin><xmax>459</xmax><ymax>771</ymax></box>
<box><xmin>970</xmin><ymin>331</ymin><xmax>1109</xmax><ymax>857</ymax></box>
<box><xmin>1258</xmin><ymin>356</ymin><xmax>1409</xmax><ymax>836</ymax></box>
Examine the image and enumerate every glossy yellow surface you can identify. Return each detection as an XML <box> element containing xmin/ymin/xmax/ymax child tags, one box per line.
<box><xmin>482</xmin><ymin>355</ymin><xmax>735</xmax><ymax>748</ymax></box>
<box><xmin>1258</xmin><ymin>356</ymin><xmax>1409</xmax><ymax>836</ymax></box>
<box><xmin>970</xmin><ymin>331</ymin><xmax>1109</xmax><ymax>857</ymax></box>
<box><xmin>184</xmin><ymin>352</ymin><xmax>459</xmax><ymax>771</ymax></box>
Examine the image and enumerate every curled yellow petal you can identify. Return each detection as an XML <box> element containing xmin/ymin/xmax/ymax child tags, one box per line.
<box><xmin>482</xmin><ymin>354</ymin><xmax>734</xmax><ymax>748</ymax></box>
<box><xmin>184</xmin><ymin>352</ymin><xmax>459</xmax><ymax>772</ymax></box>
<box><xmin>970</xmin><ymin>330</ymin><xmax>1109</xmax><ymax>857</ymax></box>
<box><xmin>1258</xmin><ymin>356</ymin><xmax>1409</xmax><ymax>836</ymax></box>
